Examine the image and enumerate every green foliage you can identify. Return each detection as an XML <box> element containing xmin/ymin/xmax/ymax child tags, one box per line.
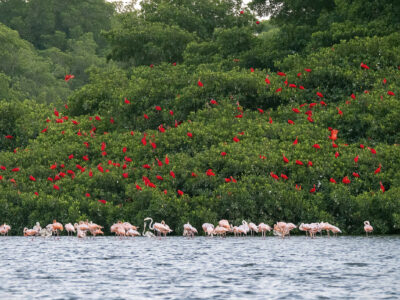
<box><xmin>0</xmin><ymin>0</ymin><xmax>399</xmax><ymax>236</ymax></box>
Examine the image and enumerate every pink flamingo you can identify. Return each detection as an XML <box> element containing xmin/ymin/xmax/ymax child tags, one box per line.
<box><xmin>65</xmin><ymin>223</ymin><xmax>75</xmax><ymax>236</ymax></box>
<box><xmin>364</xmin><ymin>221</ymin><xmax>373</xmax><ymax>236</ymax></box>
<box><xmin>183</xmin><ymin>222</ymin><xmax>198</xmax><ymax>238</ymax></box>
<box><xmin>144</xmin><ymin>218</ymin><xmax>172</xmax><ymax>237</ymax></box>
<box><xmin>0</xmin><ymin>223</ymin><xmax>11</xmax><ymax>236</ymax></box>
<box><xmin>202</xmin><ymin>223</ymin><xmax>214</xmax><ymax>236</ymax></box>
<box><xmin>248</xmin><ymin>222</ymin><xmax>259</xmax><ymax>236</ymax></box>
<box><xmin>23</xmin><ymin>227</ymin><xmax>38</xmax><ymax>237</ymax></box>
<box><xmin>258</xmin><ymin>223</ymin><xmax>271</xmax><ymax>238</ymax></box>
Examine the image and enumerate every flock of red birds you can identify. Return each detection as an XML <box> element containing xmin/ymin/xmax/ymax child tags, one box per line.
<box><xmin>0</xmin><ymin>219</ymin><xmax>374</xmax><ymax>238</ymax></box>
<box><xmin>1</xmin><ymin>64</ymin><xmax>390</xmax><ymax>200</ymax></box>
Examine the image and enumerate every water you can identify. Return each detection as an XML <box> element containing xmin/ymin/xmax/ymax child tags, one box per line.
<box><xmin>0</xmin><ymin>236</ymin><xmax>399</xmax><ymax>299</ymax></box>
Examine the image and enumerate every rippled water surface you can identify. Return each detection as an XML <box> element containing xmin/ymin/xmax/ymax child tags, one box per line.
<box><xmin>0</xmin><ymin>236</ymin><xmax>399</xmax><ymax>299</ymax></box>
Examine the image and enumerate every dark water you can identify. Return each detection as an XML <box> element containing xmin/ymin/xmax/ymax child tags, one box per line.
<box><xmin>0</xmin><ymin>236</ymin><xmax>399</xmax><ymax>299</ymax></box>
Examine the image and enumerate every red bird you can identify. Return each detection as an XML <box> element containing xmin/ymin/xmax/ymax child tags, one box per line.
<box><xmin>95</xmin><ymin>116</ymin><xmax>101</xmax><ymax>121</ymax></box>
<box><xmin>155</xmin><ymin>106</ymin><xmax>162</xmax><ymax>111</ymax></box>
<box><xmin>97</xmin><ymin>164</ymin><xmax>104</xmax><ymax>173</ymax></box>
<box><xmin>270</xmin><ymin>172</ymin><xmax>279</xmax><ymax>180</ymax></box>
<box><xmin>141</xmin><ymin>135</ymin><xmax>147</xmax><ymax>146</ymax></box>
<box><xmin>82</xmin><ymin>155</ymin><xmax>89</xmax><ymax>161</ymax></box>
<box><xmin>374</xmin><ymin>164</ymin><xmax>382</xmax><ymax>175</ymax></box>
<box><xmin>387</xmin><ymin>91</ymin><xmax>395</xmax><ymax>96</ymax></box>
<box><xmin>269</xmin><ymin>116</ymin><xmax>273</xmax><ymax>124</ymax></box>
<box><xmin>122</xmin><ymin>173</ymin><xmax>128</xmax><ymax>178</ymax></box>
<box><xmin>352</xmin><ymin>172</ymin><xmax>360</xmax><ymax>178</ymax></box>
<box><xmin>0</xmin><ymin>166</ymin><xmax>6</xmax><ymax>171</ymax></box>
<box><xmin>156</xmin><ymin>175</ymin><xmax>163</xmax><ymax>181</ymax></box>
<box><xmin>380</xmin><ymin>181</ymin><xmax>385</xmax><ymax>193</ymax></box>
<box><xmin>98</xmin><ymin>200</ymin><xmax>107</xmax><ymax>204</ymax></box>
<box><xmin>336</xmin><ymin>107</ymin><xmax>343</xmax><ymax>116</ymax></box>
<box><xmin>277</xmin><ymin>71</ymin><xmax>286</xmax><ymax>77</ymax></box>
<box><xmin>143</xmin><ymin>164</ymin><xmax>151</xmax><ymax>169</ymax></box>
<box><xmin>53</xmin><ymin>184</ymin><xmax>60</xmax><ymax>190</ymax></box>
<box><xmin>316</xmin><ymin>92</ymin><xmax>323</xmax><ymax>98</ymax></box>
<box><xmin>165</xmin><ymin>155</ymin><xmax>169</xmax><ymax>165</ymax></box>
<box><xmin>342</xmin><ymin>176</ymin><xmax>351</xmax><ymax>184</ymax></box>
<box><xmin>330</xmin><ymin>178</ymin><xmax>337</xmax><ymax>184</ymax></box>
<box><xmin>307</xmin><ymin>161</ymin><xmax>313</xmax><ymax>167</ymax></box>
<box><xmin>283</xmin><ymin>154</ymin><xmax>289</xmax><ymax>164</ymax></box>
<box><xmin>335</xmin><ymin>152</ymin><xmax>339</xmax><ymax>158</ymax></box>
<box><xmin>221</xmin><ymin>152</ymin><xmax>227</xmax><ymax>156</ymax></box>
<box><xmin>329</xmin><ymin>129</ymin><xmax>338</xmax><ymax>141</ymax></box>
<box><xmin>64</xmin><ymin>74</ymin><xmax>75</xmax><ymax>81</ymax></box>
<box><xmin>265</xmin><ymin>77</ymin><xmax>270</xmax><ymax>85</ymax></box>
<box><xmin>354</xmin><ymin>155</ymin><xmax>359</xmax><ymax>163</ymax></box>
<box><xmin>369</xmin><ymin>147</ymin><xmax>377</xmax><ymax>155</ymax></box>
<box><xmin>332</xmin><ymin>142</ymin><xmax>338</xmax><ymax>148</ymax></box>
<box><xmin>206</xmin><ymin>169</ymin><xmax>215</xmax><ymax>176</ymax></box>
<box><xmin>310</xmin><ymin>184</ymin><xmax>316</xmax><ymax>193</ymax></box>
<box><xmin>360</xmin><ymin>62</ymin><xmax>369</xmax><ymax>70</ymax></box>
<box><xmin>136</xmin><ymin>184</ymin><xmax>142</xmax><ymax>191</ymax></box>
<box><xmin>144</xmin><ymin>114</ymin><xmax>149</xmax><ymax>120</ymax></box>
<box><xmin>29</xmin><ymin>175</ymin><xmax>36</xmax><ymax>181</ymax></box>
<box><xmin>275</xmin><ymin>87</ymin><xmax>282</xmax><ymax>93</ymax></box>
<box><xmin>89</xmin><ymin>169</ymin><xmax>93</xmax><ymax>177</ymax></box>
<box><xmin>293</xmin><ymin>137</ymin><xmax>298</xmax><ymax>145</ymax></box>
<box><xmin>307</xmin><ymin>116</ymin><xmax>314</xmax><ymax>123</ymax></box>
<box><xmin>288</xmin><ymin>120</ymin><xmax>295</xmax><ymax>125</ymax></box>
<box><xmin>210</xmin><ymin>99</ymin><xmax>218</xmax><ymax>105</ymax></box>
<box><xmin>233</xmin><ymin>136</ymin><xmax>240</xmax><ymax>143</ymax></box>
<box><xmin>292</xmin><ymin>108</ymin><xmax>300</xmax><ymax>114</ymax></box>
<box><xmin>197</xmin><ymin>80</ymin><xmax>203</xmax><ymax>87</ymax></box>
<box><xmin>5</xmin><ymin>135</ymin><xmax>13</xmax><ymax>139</ymax></box>
<box><xmin>191</xmin><ymin>172</ymin><xmax>197</xmax><ymax>177</ymax></box>
<box><xmin>187</xmin><ymin>132</ymin><xmax>193</xmax><ymax>138</ymax></box>
<box><xmin>41</xmin><ymin>127</ymin><xmax>48</xmax><ymax>133</ymax></box>
<box><xmin>124</xmin><ymin>98</ymin><xmax>131</xmax><ymax>104</ymax></box>
<box><xmin>312</xmin><ymin>144</ymin><xmax>321</xmax><ymax>150</ymax></box>
<box><xmin>304</xmin><ymin>68</ymin><xmax>312</xmax><ymax>73</ymax></box>
<box><xmin>11</xmin><ymin>167</ymin><xmax>20</xmax><ymax>172</ymax></box>
<box><xmin>225</xmin><ymin>178</ymin><xmax>231</xmax><ymax>183</ymax></box>
<box><xmin>295</xmin><ymin>160</ymin><xmax>303</xmax><ymax>166</ymax></box>
<box><xmin>170</xmin><ymin>171</ymin><xmax>176</xmax><ymax>178</ymax></box>
<box><xmin>177</xmin><ymin>190</ymin><xmax>184</xmax><ymax>196</ymax></box>
<box><xmin>281</xmin><ymin>174</ymin><xmax>288</xmax><ymax>180</ymax></box>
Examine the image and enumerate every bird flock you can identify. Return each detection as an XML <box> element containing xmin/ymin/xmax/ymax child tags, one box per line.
<box><xmin>0</xmin><ymin>219</ymin><xmax>374</xmax><ymax>238</ymax></box>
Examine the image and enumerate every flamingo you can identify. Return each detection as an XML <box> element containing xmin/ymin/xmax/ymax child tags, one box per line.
<box><xmin>0</xmin><ymin>223</ymin><xmax>11</xmax><ymax>236</ymax></box>
<box><xmin>91</xmin><ymin>229</ymin><xmax>104</xmax><ymax>237</ymax></box>
<box><xmin>248</xmin><ymin>222</ymin><xmax>259</xmax><ymax>236</ymax></box>
<box><xmin>241</xmin><ymin>220</ymin><xmax>250</xmax><ymax>235</ymax></box>
<box><xmin>273</xmin><ymin>222</ymin><xmax>290</xmax><ymax>238</ymax></box>
<box><xmin>39</xmin><ymin>227</ymin><xmax>53</xmax><ymax>237</ymax></box>
<box><xmin>202</xmin><ymin>223</ymin><xmax>214</xmax><ymax>237</ymax></box>
<box><xmin>218</xmin><ymin>220</ymin><xmax>231</xmax><ymax>230</ymax></box>
<box><xmin>364</xmin><ymin>221</ymin><xmax>373</xmax><ymax>236</ymax></box>
<box><xmin>299</xmin><ymin>223</ymin><xmax>310</xmax><ymax>237</ymax></box>
<box><xmin>32</xmin><ymin>222</ymin><xmax>42</xmax><ymax>233</ymax></box>
<box><xmin>51</xmin><ymin>220</ymin><xmax>63</xmax><ymax>236</ymax></box>
<box><xmin>23</xmin><ymin>227</ymin><xmax>38</xmax><ymax>237</ymax></box>
<box><xmin>77</xmin><ymin>229</ymin><xmax>86</xmax><ymax>238</ymax></box>
<box><xmin>142</xmin><ymin>221</ymin><xmax>155</xmax><ymax>238</ymax></box>
<box><xmin>126</xmin><ymin>228</ymin><xmax>140</xmax><ymax>237</ymax></box>
<box><xmin>183</xmin><ymin>222</ymin><xmax>198</xmax><ymax>238</ymax></box>
<box><xmin>144</xmin><ymin>218</ymin><xmax>172</xmax><ymax>237</ymax></box>
<box><xmin>258</xmin><ymin>223</ymin><xmax>271</xmax><ymax>238</ymax></box>
<box><xmin>65</xmin><ymin>223</ymin><xmax>75</xmax><ymax>236</ymax></box>
<box><xmin>213</xmin><ymin>226</ymin><xmax>229</xmax><ymax>237</ymax></box>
